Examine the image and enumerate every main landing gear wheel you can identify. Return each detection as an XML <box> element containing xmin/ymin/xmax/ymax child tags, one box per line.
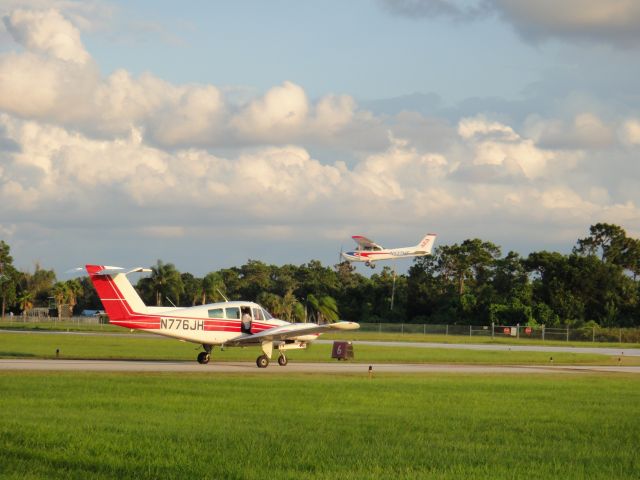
<box><xmin>256</xmin><ymin>355</ymin><xmax>270</xmax><ymax>368</ymax></box>
<box><xmin>197</xmin><ymin>351</ymin><xmax>210</xmax><ymax>364</ymax></box>
<box><xmin>278</xmin><ymin>355</ymin><xmax>288</xmax><ymax>366</ymax></box>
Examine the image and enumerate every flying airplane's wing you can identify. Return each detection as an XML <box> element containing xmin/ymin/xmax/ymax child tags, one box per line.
<box><xmin>352</xmin><ymin>235</ymin><xmax>383</xmax><ymax>250</ymax></box>
<box><xmin>226</xmin><ymin>321</ymin><xmax>359</xmax><ymax>345</ymax></box>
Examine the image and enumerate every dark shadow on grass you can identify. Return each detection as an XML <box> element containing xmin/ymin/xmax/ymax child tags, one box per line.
<box><xmin>0</xmin><ymin>352</ymin><xmax>37</xmax><ymax>358</ymax></box>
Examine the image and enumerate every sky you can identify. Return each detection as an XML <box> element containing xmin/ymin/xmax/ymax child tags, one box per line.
<box><xmin>1</xmin><ymin>0</ymin><xmax>640</xmax><ymax>276</ymax></box>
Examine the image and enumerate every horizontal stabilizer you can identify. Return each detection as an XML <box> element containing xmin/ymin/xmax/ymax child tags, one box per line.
<box><xmin>95</xmin><ymin>266</ymin><xmax>152</xmax><ymax>276</ymax></box>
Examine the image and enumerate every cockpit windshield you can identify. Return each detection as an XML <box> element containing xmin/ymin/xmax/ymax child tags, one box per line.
<box><xmin>260</xmin><ymin>306</ymin><xmax>274</xmax><ymax>320</ymax></box>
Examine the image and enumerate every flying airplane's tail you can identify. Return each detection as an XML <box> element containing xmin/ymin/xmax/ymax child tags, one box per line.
<box><xmin>415</xmin><ymin>233</ymin><xmax>437</xmax><ymax>254</ymax></box>
<box><xmin>85</xmin><ymin>265</ymin><xmax>150</xmax><ymax>320</ymax></box>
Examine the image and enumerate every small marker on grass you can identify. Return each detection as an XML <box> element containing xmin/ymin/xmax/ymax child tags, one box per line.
<box><xmin>368</xmin><ymin>365</ymin><xmax>373</xmax><ymax>379</ymax></box>
<box><xmin>56</xmin><ymin>348</ymin><xmax>59</xmax><ymax>358</ymax></box>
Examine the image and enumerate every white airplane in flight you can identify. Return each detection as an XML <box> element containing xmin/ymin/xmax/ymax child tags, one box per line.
<box><xmin>86</xmin><ymin>264</ymin><xmax>359</xmax><ymax>368</ymax></box>
<box><xmin>341</xmin><ymin>233</ymin><xmax>437</xmax><ymax>269</ymax></box>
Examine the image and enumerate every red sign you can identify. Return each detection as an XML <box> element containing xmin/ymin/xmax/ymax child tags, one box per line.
<box><xmin>525</xmin><ymin>327</ymin><xmax>532</xmax><ymax>335</ymax></box>
<box><xmin>503</xmin><ymin>327</ymin><xmax>510</xmax><ymax>335</ymax></box>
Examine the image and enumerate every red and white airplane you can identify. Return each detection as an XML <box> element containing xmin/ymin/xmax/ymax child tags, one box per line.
<box><xmin>86</xmin><ymin>264</ymin><xmax>359</xmax><ymax>368</ymax></box>
<box><xmin>341</xmin><ymin>233</ymin><xmax>437</xmax><ymax>269</ymax></box>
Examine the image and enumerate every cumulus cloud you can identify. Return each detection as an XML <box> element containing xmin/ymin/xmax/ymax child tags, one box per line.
<box><xmin>0</xmin><ymin>14</ymin><xmax>363</xmax><ymax>148</ymax></box>
<box><xmin>620</xmin><ymin>119</ymin><xmax>640</xmax><ymax>145</ymax></box>
<box><xmin>525</xmin><ymin>113</ymin><xmax>615</xmax><ymax>150</ymax></box>
<box><xmin>3</xmin><ymin>9</ymin><xmax>90</xmax><ymax>63</ymax></box>
<box><xmin>457</xmin><ymin>116</ymin><xmax>556</xmax><ymax>179</ymax></box>
<box><xmin>1</xmin><ymin>6</ymin><xmax>639</xmax><ymax>272</ymax></box>
<box><xmin>380</xmin><ymin>0</ymin><xmax>640</xmax><ymax>46</ymax></box>
<box><xmin>494</xmin><ymin>0</ymin><xmax>640</xmax><ymax>46</ymax></box>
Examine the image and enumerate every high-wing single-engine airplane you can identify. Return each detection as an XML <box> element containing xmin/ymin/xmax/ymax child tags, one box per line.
<box><xmin>86</xmin><ymin>265</ymin><xmax>359</xmax><ymax>368</ymax></box>
<box><xmin>341</xmin><ymin>233</ymin><xmax>437</xmax><ymax>269</ymax></box>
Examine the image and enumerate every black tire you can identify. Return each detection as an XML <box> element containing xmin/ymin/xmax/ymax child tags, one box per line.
<box><xmin>197</xmin><ymin>352</ymin><xmax>210</xmax><ymax>364</ymax></box>
<box><xmin>277</xmin><ymin>355</ymin><xmax>288</xmax><ymax>366</ymax></box>
<box><xmin>256</xmin><ymin>355</ymin><xmax>269</xmax><ymax>368</ymax></box>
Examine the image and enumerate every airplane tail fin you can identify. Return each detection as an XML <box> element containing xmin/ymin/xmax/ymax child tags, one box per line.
<box><xmin>415</xmin><ymin>233</ymin><xmax>437</xmax><ymax>254</ymax></box>
<box><xmin>85</xmin><ymin>265</ymin><xmax>150</xmax><ymax>320</ymax></box>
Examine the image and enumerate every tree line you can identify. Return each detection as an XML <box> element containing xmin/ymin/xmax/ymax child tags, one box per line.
<box><xmin>1</xmin><ymin>223</ymin><xmax>639</xmax><ymax>327</ymax></box>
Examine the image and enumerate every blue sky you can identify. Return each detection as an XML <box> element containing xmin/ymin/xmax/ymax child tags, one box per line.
<box><xmin>0</xmin><ymin>0</ymin><xmax>639</xmax><ymax>275</ymax></box>
<box><xmin>86</xmin><ymin>0</ymin><xmax>546</xmax><ymax>102</ymax></box>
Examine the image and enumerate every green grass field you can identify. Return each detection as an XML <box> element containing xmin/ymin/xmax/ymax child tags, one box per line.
<box><xmin>0</xmin><ymin>372</ymin><xmax>638</xmax><ymax>479</ymax></box>
<box><xmin>1</xmin><ymin>331</ymin><xmax>638</xmax><ymax>366</ymax></box>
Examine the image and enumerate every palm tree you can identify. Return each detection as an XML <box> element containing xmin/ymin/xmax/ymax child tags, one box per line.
<box><xmin>306</xmin><ymin>294</ymin><xmax>339</xmax><ymax>324</ymax></box>
<box><xmin>65</xmin><ymin>279</ymin><xmax>83</xmax><ymax>316</ymax></box>
<box><xmin>17</xmin><ymin>291</ymin><xmax>34</xmax><ymax>318</ymax></box>
<box><xmin>51</xmin><ymin>282</ymin><xmax>69</xmax><ymax>320</ymax></box>
<box><xmin>201</xmin><ymin>272</ymin><xmax>226</xmax><ymax>304</ymax></box>
<box><xmin>149</xmin><ymin>260</ymin><xmax>183</xmax><ymax>306</ymax></box>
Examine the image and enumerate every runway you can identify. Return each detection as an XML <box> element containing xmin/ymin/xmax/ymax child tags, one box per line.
<box><xmin>1</xmin><ymin>359</ymin><xmax>639</xmax><ymax>374</ymax></box>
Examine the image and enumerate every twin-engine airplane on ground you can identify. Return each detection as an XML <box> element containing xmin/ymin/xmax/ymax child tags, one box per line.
<box><xmin>86</xmin><ymin>265</ymin><xmax>359</xmax><ymax>368</ymax></box>
<box><xmin>341</xmin><ymin>233</ymin><xmax>437</xmax><ymax>269</ymax></box>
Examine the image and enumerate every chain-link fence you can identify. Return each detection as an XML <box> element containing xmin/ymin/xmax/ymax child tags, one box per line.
<box><xmin>357</xmin><ymin>322</ymin><xmax>640</xmax><ymax>344</ymax></box>
<box><xmin>2</xmin><ymin>315</ymin><xmax>640</xmax><ymax>344</ymax></box>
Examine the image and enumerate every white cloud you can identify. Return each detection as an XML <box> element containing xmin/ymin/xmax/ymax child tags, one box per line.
<box><xmin>620</xmin><ymin>119</ymin><xmax>640</xmax><ymax>145</ymax></box>
<box><xmin>457</xmin><ymin>116</ymin><xmax>555</xmax><ymax>179</ymax></box>
<box><xmin>525</xmin><ymin>113</ymin><xmax>614</xmax><ymax>149</ymax></box>
<box><xmin>232</xmin><ymin>81</ymin><xmax>310</xmax><ymax>142</ymax></box>
<box><xmin>494</xmin><ymin>0</ymin><xmax>640</xmax><ymax>46</ymax></box>
<box><xmin>380</xmin><ymin>0</ymin><xmax>640</xmax><ymax>46</ymax></box>
<box><xmin>3</xmin><ymin>9</ymin><xmax>90</xmax><ymax>63</ymax></box>
<box><xmin>1</xmin><ymin>6</ymin><xmax>640</xmax><ymax>272</ymax></box>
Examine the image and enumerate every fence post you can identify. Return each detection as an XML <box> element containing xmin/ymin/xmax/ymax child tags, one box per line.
<box><xmin>446</xmin><ymin>324</ymin><xmax>448</xmax><ymax>336</ymax></box>
<box><xmin>517</xmin><ymin>323</ymin><xmax>520</xmax><ymax>339</ymax></box>
<box><xmin>423</xmin><ymin>324</ymin><xmax>426</xmax><ymax>335</ymax></box>
<box><xmin>469</xmin><ymin>325</ymin><xmax>472</xmax><ymax>337</ymax></box>
<box><xmin>542</xmin><ymin>325</ymin><xmax>545</xmax><ymax>341</ymax></box>
<box><xmin>401</xmin><ymin>323</ymin><xmax>404</xmax><ymax>334</ymax></box>
<box><xmin>620</xmin><ymin>328</ymin><xmax>622</xmax><ymax>343</ymax></box>
<box><xmin>491</xmin><ymin>322</ymin><xmax>494</xmax><ymax>339</ymax></box>
<box><xmin>592</xmin><ymin>326</ymin><xmax>595</xmax><ymax>343</ymax></box>
<box><xmin>566</xmin><ymin>327</ymin><xmax>569</xmax><ymax>342</ymax></box>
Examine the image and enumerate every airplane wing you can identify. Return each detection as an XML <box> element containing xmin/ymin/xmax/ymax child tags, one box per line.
<box><xmin>226</xmin><ymin>321</ymin><xmax>359</xmax><ymax>345</ymax></box>
<box><xmin>352</xmin><ymin>235</ymin><xmax>383</xmax><ymax>250</ymax></box>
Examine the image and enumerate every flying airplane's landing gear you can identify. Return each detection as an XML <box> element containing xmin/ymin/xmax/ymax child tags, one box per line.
<box><xmin>256</xmin><ymin>354</ymin><xmax>270</xmax><ymax>368</ymax></box>
<box><xmin>278</xmin><ymin>354</ymin><xmax>288</xmax><ymax>366</ymax></box>
<box><xmin>365</xmin><ymin>261</ymin><xmax>376</xmax><ymax>269</ymax></box>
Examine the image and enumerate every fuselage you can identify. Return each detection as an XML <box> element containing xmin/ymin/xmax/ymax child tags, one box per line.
<box><xmin>110</xmin><ymin>300</ymin><xmax>320</xmax><ymax>345</ymax></box>
<box><xmin>342</xmin><ymin>247</ymin><xmax>429</xmax><ymax>263</ymax></box>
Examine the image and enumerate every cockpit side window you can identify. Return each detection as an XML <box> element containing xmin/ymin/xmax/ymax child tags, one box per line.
<box><xmin>208</xmin><ymin>308</ymin><xmax>224</xmax><ymax>318</ymax></box>
<box><xmin>252</xmin><ymin>307</ymin><xmax>264</xmax><ymax>321</ymax></box>
<box><xmin>225</xmin><ymin>307</ymin><xmax>240</xmax><ymax>319</ymax></box>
